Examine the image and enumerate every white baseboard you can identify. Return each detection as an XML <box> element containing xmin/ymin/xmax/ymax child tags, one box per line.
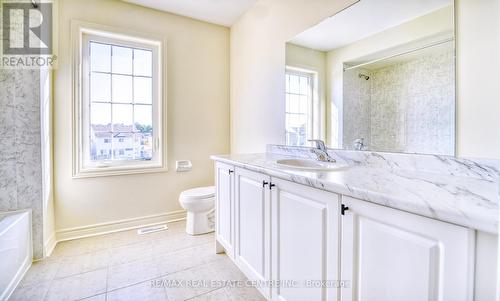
<box><xmin>56</xmin><ymin>210</ymin><xmax>187</xmax><ymax>242</ymax></box>
<box><xmin>44</xmin><ymin>232</ymin><xmax>57</xmax><ymax>257</ymax></box>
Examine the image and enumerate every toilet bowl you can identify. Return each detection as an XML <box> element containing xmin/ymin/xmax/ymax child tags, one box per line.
<box><xmin>179</xmin><ymin>186</ymin><xmax>215</xmax><ymax>235</ymax></box>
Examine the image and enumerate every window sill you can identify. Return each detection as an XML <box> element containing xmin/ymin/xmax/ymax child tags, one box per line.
<box><xmin>73</xmin><ymin>164</ymin><xmax>168</xmax><ymax>179</ymax></box>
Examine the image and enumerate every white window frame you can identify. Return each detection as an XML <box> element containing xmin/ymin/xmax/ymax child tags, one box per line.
<box><xmin>285</xmin><ymin>67</ymin><xmax>317</xmax><ymax>146</ymax></box>
<box><xmin>71</xmin><ymin>21</ymin><xmax>167</xmax><ymax>178</ymax></box>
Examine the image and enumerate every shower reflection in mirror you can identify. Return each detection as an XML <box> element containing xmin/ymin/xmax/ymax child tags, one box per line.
<box><xmin>285</xmin><ymin>0</ymin><xmax>455</xmax><ymax>156</ymax></box>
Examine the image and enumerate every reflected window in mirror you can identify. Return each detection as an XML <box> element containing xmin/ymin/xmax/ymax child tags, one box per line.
<box><xmin>285</xmin><ymin>68</ymin><xmax>316</xmax><ymax>146</ymax></box>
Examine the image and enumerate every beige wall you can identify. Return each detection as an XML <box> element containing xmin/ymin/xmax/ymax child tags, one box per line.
<box><xmin>285</xmin><ymin>43</ymin><xmax>327</xmax><ymax>140</ymax></box>
<box><xmin>54</xmin><ymin>0</ymin><xmax>229</xmax><ymax>234</ymax></box>
<box><xmin>456</xmin><ymin>0</ymin><xmax>500</xmax><ymax>159</ymax></box>
<box><xmin>230</xmin><ymin>0</ymin><xmax>357</xmax><ymax>153</ymax></box>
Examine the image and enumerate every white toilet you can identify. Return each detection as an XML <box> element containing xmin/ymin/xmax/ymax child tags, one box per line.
<box><xmin>179</xmin><ymin>186</ymin><xmax>215</xmax><ymax>235</ymax></box>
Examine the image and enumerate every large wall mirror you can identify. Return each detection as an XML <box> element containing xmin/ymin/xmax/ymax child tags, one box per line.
<box><xmin>285</xmin><ymin>0</ymin><xmax>455</xmax><ymax>156</ymax></box>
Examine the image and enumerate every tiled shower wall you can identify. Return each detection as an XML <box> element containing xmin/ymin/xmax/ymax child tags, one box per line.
<box><xmin>0</xmin><ymin>69</ymin><xmax>44</xmax><ymax>259</ymax></box>
<box><xmin>343</xmin><ymin>67</ymin><xmax>371</xmax><ymax>150</ymax></box>
<box><xmin>343</xmin><ymin>46</ymin><xmax>455</xmax><ymax>155</ymax></box>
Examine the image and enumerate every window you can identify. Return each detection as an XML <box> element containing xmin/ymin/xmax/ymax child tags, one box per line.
<box><xmin>285</xmin><ymin>69</ymin><xmax>315</xmax><ymax>146</ymax></box>
<box><xmin>73</xmin><ymin>22</ymin><xmax>165</xmax><ymax>177</ymax></box>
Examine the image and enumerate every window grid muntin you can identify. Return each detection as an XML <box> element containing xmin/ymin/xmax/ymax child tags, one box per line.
<box><xmin>89</xmin><ymin>41</ymin><xmax>154</xmax><ymax>162</ymax></box>
<box><xmin>285</xmin><ymin>71</ymin><xmax>313</xmax><ymax>146</ymax></box>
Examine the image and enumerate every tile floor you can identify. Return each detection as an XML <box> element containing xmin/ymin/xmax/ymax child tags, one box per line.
<box><xmin>10</xmin><ymin>221</ymin><xmax>265</xmax><ymax>301</ymax></box>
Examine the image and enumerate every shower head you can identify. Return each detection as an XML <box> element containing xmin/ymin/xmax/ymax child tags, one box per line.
<box><xmin>358</xmin><ymin>73</ymin><xmax>370</xmax><ymax>80</ymax></box>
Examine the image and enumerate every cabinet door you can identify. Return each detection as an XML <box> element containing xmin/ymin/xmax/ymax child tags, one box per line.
<box><xmin>271</xmin><ymin>178</ymin><xmax>341</xmax><ymax>301</ymax></box>
<box><xmin>234</xmin><ymin>168</ymin><xmax>271</xmax><ymax>298</ymax></box>
<box><xmin>215</xmin><ymin>162</ymin><xmax>234</xmax><ymax>256</ymax></box>
<box><xmin>341</xmin><ymin>196</ymin><xmax>475</xmax><ymax>301</ymax></box>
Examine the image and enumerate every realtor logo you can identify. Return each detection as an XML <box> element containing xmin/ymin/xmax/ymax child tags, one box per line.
<box><xmin>2</xmin><ymin>2</ymin><xmax>52</xmax><ymax>55</ymax></box>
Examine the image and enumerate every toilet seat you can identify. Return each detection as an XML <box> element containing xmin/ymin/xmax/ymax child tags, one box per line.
<box><xmin>180</xmin><ymin>197</ymin><xmax>213</xmax><ymax>207</ymax></box>
<box><xmin>179</xmin><ymin>186</ymin><xmax>215</xmax><ymax>201</ymax></box>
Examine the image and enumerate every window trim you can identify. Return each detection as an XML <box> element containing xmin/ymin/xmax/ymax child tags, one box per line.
<box><xmin>285</xmin><ymin>66</ymin><xmax>317</xmax><ymax>146</ymax></box>
<box><xmin>81</xmin><ymin>34</ymin><xmax>158</xmax><ymax>169</ymax></box>
<box><xmin>71</xmin><ymin>20</ymin><xmax>167</xmax><ymax>178</ymax></box>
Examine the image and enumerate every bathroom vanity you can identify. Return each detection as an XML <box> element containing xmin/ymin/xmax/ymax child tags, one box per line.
<box><xmin>211</xmin><ymin>146</ymin><xmax>499</xmax><ymax>301</ymax></box>
<box><xmin>230</xmin><ymin>0</ymin><xmax>500</xmax><ymax>298</ymax></box>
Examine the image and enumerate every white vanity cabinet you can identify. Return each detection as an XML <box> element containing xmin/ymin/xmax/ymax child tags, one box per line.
<box><xmin>233</xmin><ymin>167</ymin><xmax>272</xmax><ymax>298</ymax></box>
<box><xmin>215</xmin><ymin>162</ymin><xmax>235</xmax><ymax>257</ymax></box>
<box><xmin>215</xmin><ymin>164</ymin><xmax>342</xmax><ymax>300</ymax></box>
<box><xmin>214</xmin><ymin>162</ymin><xmax>476</xmax><ymax>301</ymax></box>
<box><xmin>271</xmin><ymin>178</ymin><xmax>341</xmax><ymax>301</ymax></box>
<box><xmin>340</xmin><ymin>196</ymin><xmax>474</xmax><ymax>301</ymax></box>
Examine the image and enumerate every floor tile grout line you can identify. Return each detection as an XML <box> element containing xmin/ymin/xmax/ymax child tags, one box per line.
<box><xmin>47</xmin><ymin>239</ymin><xmax>217</xmax><ymax>287</ymax></box>
<box><xmin>50</xmin><ymin>266</ymin><xmax>108</xmax><ymax>282</ymax></box>
<box><xmin>106</xmin><ymin>277</ymin><xmax>160</xmax><ymax>294</ymax></box>
<box><xmin>105</xmin><ymin>255</ymin><xmax>226</xmax><ymax>294</ymax></box>
<box><xmin>42</xmin><ymin>268</ymin><xmax>109</xmax><ymax>301</ymax></box>
<box><xmin>38</xmin><ymin>259</ymin><xmax>62</xmax><ymax>301</ymax></box>
<box><xmin>26</xmin><ymin>251</ymin><xmax>215</xmax><ymax>290</ymax></box>
<box><xmin>42</xmin><ymin>275</ymin><xmax>56</xmax><ymax>301</ymax></box>
<box><xmin>39</xmin><ymin>281</ymin><xmax>51</xmax><ymax>301</ymax></box>
<box><xmin>108</xmin><ymin>235</ymin><xmax>207</xmax><ymax>250</ymax></box>
<box><xmin>105</xmin><ymin>240</ymin><xmax>215</xmax><ymax>269</ymax></box>
<box><xmin>53</xmin><ymin>264</ymin><xmax>104</xmax><ymax>281</ymax></box>
<box><xmin>105</xmin><ymin>270</ymin><xmax>230</xmax><ymax>301</ymax></box>
<box><xmin>14</xmin><ymin>222</ymin><xmax>221</xmax><ymax>301</ymax></box>
<box><xmin>184</xmin><ymin>287</ymin><xmax>226</xmax><ymax>301</ymax></box>
<box><xmin>74</xmin><ymin>292</ymin><xmax>106</xmax><ymax>301</ymax></box>
<box><xmin>105</xmin><ymin>255</ymin><xmax>110</xmax><ymax>301</ymax></box>
<box><xmin>162</xmin><ymin>279</ymin><xmax>170</xmax><ymax>300</ymax></box>
<box><xmin>20</xmin><ymin>237</ymin><xmax>214</xmax><ymax>288</ymax></box>
<box><xmin>53</xmin><ymin>229</ymin><xmax>188</xmax><ymax>259</ymax></box>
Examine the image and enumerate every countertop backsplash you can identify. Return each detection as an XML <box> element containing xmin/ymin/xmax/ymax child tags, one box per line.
<box><xmin>267</xmin><ymin>144</ymin><xmax>500</xmax><ymax>183</ymax></box>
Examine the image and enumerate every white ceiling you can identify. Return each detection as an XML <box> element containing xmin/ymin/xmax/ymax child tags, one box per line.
<box><xmin>123</xmin><ymin>0</ymin><xmax>258</xmax><ymax>27</ymax></box>
<box><xmin>289</xmin><ymin>0</ymin><xmax>452</xmax><ymax>52</ymax></box>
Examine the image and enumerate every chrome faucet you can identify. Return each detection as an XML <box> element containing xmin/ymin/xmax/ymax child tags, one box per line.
<box><xmin>308</xmin><ymin>139</ymin><xmax>336</xmax><ymax>162</ymax></box>
<box><xmin>353</xmin><ymin>138</ymin><xmax>366</xmax><ymax>151</ymax></box>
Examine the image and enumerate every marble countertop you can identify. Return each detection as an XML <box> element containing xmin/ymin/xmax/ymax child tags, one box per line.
<box><xmin>211</xmin><ymin>152</ymin><xmax>499</xmax><ymax>234</ymax></box>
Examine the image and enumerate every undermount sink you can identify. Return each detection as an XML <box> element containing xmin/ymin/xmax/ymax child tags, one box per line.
<box><xmin>275</xmin><ymin>159</ymin><xmax>347</xmax><ymax>171</ymax></box>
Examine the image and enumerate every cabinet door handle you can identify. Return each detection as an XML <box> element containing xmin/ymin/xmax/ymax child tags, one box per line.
<box><xmin>341</xmin><ymin>204</ymin><xmax>349</xmax><ymax>215</ymax></box>
<box><xmin>228</xmin><ymin>170</ymin><xmax>234</xmax><ymax>174</ymax></box>
<box><xmin>269</xmin><ymin>183</ymin><xmax>275</xmax><ymax>190</ymax></box>
<box><xmin>262</xmin><ymin>181</ymin><xmax>269</xmax><ymax>187</ymax></box>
